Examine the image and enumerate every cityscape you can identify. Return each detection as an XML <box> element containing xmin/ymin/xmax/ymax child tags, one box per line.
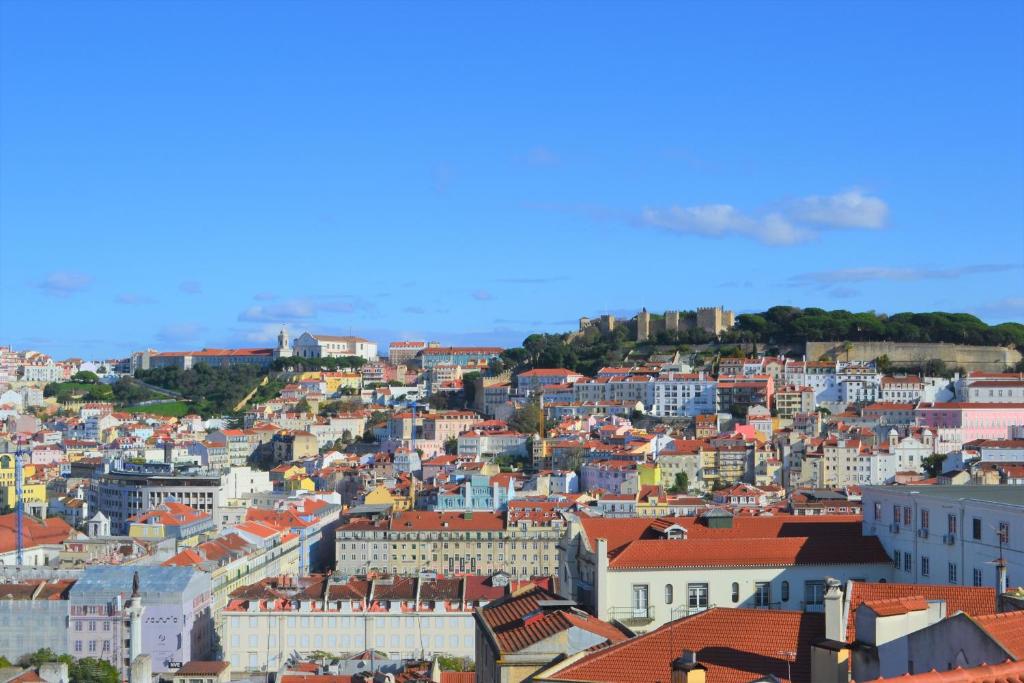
<box><xmin>1</xmin><ymin>2</ymin><xmax>1024</xmax><ymax>683</ymax></box>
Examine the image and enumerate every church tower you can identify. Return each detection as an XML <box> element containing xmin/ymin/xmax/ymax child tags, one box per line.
<box><xmin>275</xmin><ymin>325</ymin><xmax>293</xmax><ymax>359</ymax></box>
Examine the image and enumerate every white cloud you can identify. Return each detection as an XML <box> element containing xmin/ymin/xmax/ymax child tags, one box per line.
<box><xmin>239</xmin><ymin>300</ymin><xmax>318</xmax><ymax>322</ymax></box>
<box><xmin>179</xmin><ymin>280</ymin><xmax>202</xmax><ymax>295</ymax></box>
<box><xmin>637</xmin><ymin>190</ymin><xmax>889</xmax><ymax>246</ymax></box>
<box><xmin>36</xmin><ymin>271</ymin><xmax>93</xmax><ymax>297</ymax></box>
<box><xmin>524</xmin><ymin>146</ymin><xmax>559</xmax><ymax>167</ymax></box>
<box><xmin>785</xmin><ymin>189</ymin><xmax>888</xmax><ymax>229</ymax></box>
<box><xmin>472</xmin><ymin>290</ymin><xmax>493</xmax><ymax>301</ymax></box>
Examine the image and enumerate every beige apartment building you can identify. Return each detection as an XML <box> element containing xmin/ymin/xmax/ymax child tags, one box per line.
<box><xmin>335</xmin><ymin>510</ymin><xmax>562</xmax><ymax>578</ymax></box>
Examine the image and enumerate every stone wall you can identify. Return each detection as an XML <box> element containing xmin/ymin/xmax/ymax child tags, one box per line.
<box><xmin>805</xmin><ymin>341</ymin><xmax>1021</xmax><ymax>372</ymax></box>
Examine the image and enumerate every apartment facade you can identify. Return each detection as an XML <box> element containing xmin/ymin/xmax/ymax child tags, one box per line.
<box><xmin>292</xmin><ymin>333</ymin><xmax>378</xmax><ymax>361</ymax></box>
<box><xmin>335</xmin><ymin>510</ymin><xmax>562</xmax><ymax>578</ymax></box>
<box><xmin>88</xmin><ymin>470</ymin><xmax>222</xmax><ymax>534</ymax></box>
<box><xmin>861</xmin><ymin>485</ymin><xmax>1024</xmax><ymax>589</ymax></box>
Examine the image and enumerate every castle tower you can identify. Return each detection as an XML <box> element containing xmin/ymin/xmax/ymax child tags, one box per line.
<box><xmin>665</xmin><ymin>310</ymin><xmax>680</xmax><ymax>333</ymax></box>
<box><xmin>637</xmin><ymin>308</ymin><xmax>651</xmax><ymax>342</ymax></box>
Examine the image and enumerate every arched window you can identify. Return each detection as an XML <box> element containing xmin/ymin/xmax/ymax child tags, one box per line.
<box><xmin>665</xmin><ymin>584</ymin><xmax>674</xmax><ymax>604</ymax></box>
<box><xmin>731</xmin><ymin>582</ymin><xmax>739</xmax><ymax>603</ymax></box>
<box><xmin>781</xmin><ymin>581</ymin><xmax>790</xmax><ymax>602</ymax></box>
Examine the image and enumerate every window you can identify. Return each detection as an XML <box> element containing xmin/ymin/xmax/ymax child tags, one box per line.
<box><xmin>804</xmin><ymin>581</ymin><xmax>826</xmax><ymax>606</ymax></box>
<box><xmin>781</xmin><ymin>581</ymin><xmax>790</xmax><ymax>602</ymax></box>
<box><xmin>972</xmin><ymin>518</ymin><xmax>982</xmax><ymax>540</ymax></box>
<box><xmin>664</xmin><ymin>584</ymin><xmax>674</xmax><ymax>604</ymax></box>
<box><xmin>893</xmin><ymin>504</ymin><xmax>900</xmax><ymax>522</ymax></box>
<box><xmin>731</xmin><ymin>582</ymin><xmax>740</xmax><ymax>603</ymax></box>
<box><xmin>754</xmin><ymin>582</ymin><xmax>771</xmax><ymax>608</ymax></box>
<box><xmin>894</xmin><ymin>550</ymin><xmax>901</xmax><ymax>569</ymax></box>
<box><xmin>921</xmin><ymin>556</ymin><xmax>930</xmax><ymax>577</ymax></box>
<box><xmin>920</xmin><ymin>509</ymin><xmax>929</xmax><ymax>529</ymax></box>
<box><xmin>904</xmin><ymin>507</ymin><xmax>912</xmax><ymax>526</ymax></box>
<box><xmin>949</xmin><ymin>563</ymin><xmax>958</xmax><ymax>584</ymax></box>
<box><xmin>999</xmin><ymin>522</ymin><xmax>1009</xmax><ymax>545</ymax></box>
<box><xmin>631</xmin><ymin>585</ymin><xmax>650</xmax><ymax>618</ymax></box>
<box><xmin>949</xmin><ymin>514</ymin><xmax>958</xmax><ymax>535</ymax></box>
<box><xmin>973</xmin><ymin>568</ymin><xmax>984</xmax><ymax>587</ymax></box>
<box><xmin>904</xmin><ymin>553</ymin><xmax>912</xmax><ymax>573</ymax></box>
<box><xmin>687</xmin><ymin>583</ymin><xmax>708</xmax><ymax>611</ymax></box>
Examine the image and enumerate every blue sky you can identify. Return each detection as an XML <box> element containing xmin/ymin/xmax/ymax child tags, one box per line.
<box><xmin>1</xmin><ymin>1</ymin><xmax>1022</xmax><ymax>359</ymax></box>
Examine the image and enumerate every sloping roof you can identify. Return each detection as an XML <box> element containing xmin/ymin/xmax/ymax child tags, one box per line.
<box><xmin>0</xmin><ymin>514</ymin><xmax>77</xmax><ymax>554</ymax></box>
<box><xmin>865</xmin><ymin>660</ymin><xmax>1024</xmax><ymax>682</ymax></box>
<box><xmin>845</xmin><ymin>582</ymin><xmax>997</xmax><ymax>642</ymax></box>
<box><xmin>173</xmin><ymin>661</ymin><xmax>230</xmax><ymax>676</ymax></box>
<box><xmin>608</xmin><ymin>535</ymin><xmax>891</xmax><ymax>570</ymax></box>
<box><xmin>578</xmin><ymin>514</ymin><xmax>864</xmax><ymax>556</ymax></box>
<box><xmin>542</xmin><ymin>607</ymin><xmax>824</xmax><ymax>683</ymax></box>
<box><xmin>972</xmin><ymin>611</ymin><xmax>1024</xmax><ymax>659</ymax></box>
<box><xmin>480</xmin><ymin>586</ymin><xmax>627</xmax><ymax>654</ymax></box>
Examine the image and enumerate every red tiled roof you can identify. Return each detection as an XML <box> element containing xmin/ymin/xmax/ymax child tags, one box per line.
<box><xmin>865</xmin><ymin>660</ymin><xmax>1024</xmax><ymax>682</ymax></box>
<box><xmin>578</xmin><ymin>514</ymin><xmax>864</xmax><ymax>555</ymax></box>
<box><xmin>845</xmin><ymin>582</ymin><xmax>997</xmax><ymax>642</ymax></box>
<box><xmin>480</xmin><ymin>586</ymin><xmax>627</xmax><ymax>654</ymax></box>
<box><xmin>174</xmin><ymin>661</ymin><xmax>230</xmax><ymax>675</ymax></box>
<box><xmin>0</xmin><ymin>514</ymin><xmax>77</xmax><ymax>554</ymax></box>
<box><xmin>544</xmin><ymin>607</ymin><xmax>823</xmax><ymax>683</ymax></box>
<box><xmin>973</xmin><ymin>611</ymin><xmax>1024</xmax><ymax>659</ymax></box>
<box><xmin>439</xmin><ymin>674</ymin><xmax>475</xmax><ymax>683</ymax></box>
<box><xmin>608</xmin><ymin>535</ymin><xmax>890</xmax><ymax>569</ymax></box>
<box><xmin>862</xmin><ymin>596</ymin><xmax>929</xmax><ymax>617</ymax></box>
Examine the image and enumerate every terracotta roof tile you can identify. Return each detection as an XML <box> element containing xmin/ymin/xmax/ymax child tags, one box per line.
<box><xmin>544</xmin><ymin>607</ymin><xmax>823</xmax><ymax>683</ymax></box>
<box><xmin>845</xmin><ymin>582</ymin><xmax>997</xmax><ymax>642</ymax></box>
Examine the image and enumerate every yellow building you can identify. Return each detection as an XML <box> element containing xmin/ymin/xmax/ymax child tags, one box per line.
<box><xmin>0</xmin><ymin>481</ymin><xmax>46</xmax><ymax>509</ymax></box>
<box><xmin>637</xmin><ymin>462</ymin><xmax>661</xmax><ymax>487</ymax></box>
<box><xmin>283</xmin><ymin>476</ymin><xmax>315</xmax><ymax>492</ymax></box>
<box><xmin>363</xmin><ymin>484</ymin><xmax>397</xmax><ymax>509</ymax></box>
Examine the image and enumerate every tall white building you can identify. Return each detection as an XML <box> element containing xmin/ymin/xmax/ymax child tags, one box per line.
<box><xmin>651</xmin><ymin>373</ymin><xmax>717</xmax><ymax>417</ymax></box>
<box><xmin>862</xmin><ymin>485</ymin><xmax>1024</xmax><ymax>589</ymax></box>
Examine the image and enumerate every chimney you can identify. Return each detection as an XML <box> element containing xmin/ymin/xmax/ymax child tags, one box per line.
<box><xmin>824</xmin><ymin>578</ymin><xmax>845</xmax><ymax>642</ymax></box>
<box><xmin>997</xmin><ymin>558</ymin><xmax>1009</xmax><ymax>612</ymax></box>
<box><xmin>671</xmin><ymin>650</ymin><xmax>706</xmax><ymax>683</ymax></box>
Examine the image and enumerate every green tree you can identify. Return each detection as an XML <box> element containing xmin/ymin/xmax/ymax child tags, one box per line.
<box><xmin>509</xmin><ymin>401</ymin><xmax>544</xmax><ymax>435</ymax></box>
<box><xmin>71</xmin><ymin>371</ymin><xmax>99</xmax><ymax>383</ymax></box>
<box><xmin>462</xmin><ymin>371</ymin><xmax>481</xmax><ymax>407</ymax></box>
<box><xmin>444</xmin><ymin>436</ymin><xmax>459</xmax><ymax>455</ymax></box>
<box><xmin>668</xmin><ymin>472</ymin><xmax>689</xmax><ymax>494</ymax></box>
<box><xmin>924</xmin><ymin>359</ymin><xmax>949</xmax><ymax>378</ymax></box>
<box><xmin>341</xmin><ymin>429</ymin><xmax>354</xmax><ymax>445</ymax></box>
<box><xmin>875</xmin><ymin>354</ymin><xmax>893</xmax><ymax>374</ymax></box>
<box><xmin>295</xmin><ymin>398</ymin><xmax>312</xmax><ymax>414</ymax></box>
<box><xmin>922</xmin><ymin>453</ymin><xmax>946</xmax><ymax>477</ymax></box>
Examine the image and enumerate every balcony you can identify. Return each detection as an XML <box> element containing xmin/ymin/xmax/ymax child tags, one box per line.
<box><xmin>670</xmin><ymin>604</ymin><xmax>715</xmax><ymax>621</ymax></box>
<box><xmin>609</xmin><ymin>605</ymin><xmax>655</xmax><ymax>627</ymax></box>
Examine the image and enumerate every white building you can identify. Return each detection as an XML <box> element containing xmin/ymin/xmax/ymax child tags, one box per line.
<box><xmin>292</xmin><ymin>333</ymin><xmax>378</xmax><ymax>361</ymax></box>
<box><xmin>650</xmin><ymin>373</ymin><xmax>716</xmax><ymax>417</ymax></box>
<box><xmin>222</xmin><ymin>573</ymin><xmax>511</xmax><ymax>672</ymax></box>
<box><xmin>862</xmin><ymin>485</ymin><xmax>1024</xmax><ymax>589</ymax></box>
<box><xmin>558</xmin><ymin>512</ymin><xmax>893</xmax><ymax>634</ymax></box>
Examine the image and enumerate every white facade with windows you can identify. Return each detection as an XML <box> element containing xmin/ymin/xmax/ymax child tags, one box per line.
<box><xmin>223</xmin><ymin>604</ymin><xmax>475</xmax><ymax>671</ymax></box>
<box><xmin>651</xmin><ymin>374</ymin><xmax>717</xmax><ymax>417</ymax></box>
<box><xmin>862</xmin><ymin>485</ymin><xmax>1024</xmax><ymax>590</ymax></box>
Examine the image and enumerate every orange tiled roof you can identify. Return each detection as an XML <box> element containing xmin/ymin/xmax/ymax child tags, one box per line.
<box><xmin>973</xmin><ymin>611</ymin><xmax>1024</xmax><ymax>659</ymax></box>
<box><xmin>845</xmin><ymin>581</ymin><xmax>997</xmax><ymax>642</ymax></box>
<box><xmin>865</xmin><ymin>660</ymin><xmax>1024</xmax><ymax>682</ymax></box>
<box><xmin>543</xmin><ymin>607</ymin><xmax>823</xmax><ymax>683</ymax></box>
<box><xmin>480</xmin><ymin>585</ymin><xmax>627</xmax><ymax>654</ymax></box>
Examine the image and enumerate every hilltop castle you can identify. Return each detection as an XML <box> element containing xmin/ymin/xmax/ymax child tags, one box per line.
<box><xmin>578</xmin><ymin>305</ymin><xmax>735</xmax><ymax>341</ymax></box>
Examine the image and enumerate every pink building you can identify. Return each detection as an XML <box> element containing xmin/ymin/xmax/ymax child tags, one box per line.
<box><xmin>916</xmin><ymin>402</ymin><xmax>1024</xmax><ymax>451</ymax></box>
